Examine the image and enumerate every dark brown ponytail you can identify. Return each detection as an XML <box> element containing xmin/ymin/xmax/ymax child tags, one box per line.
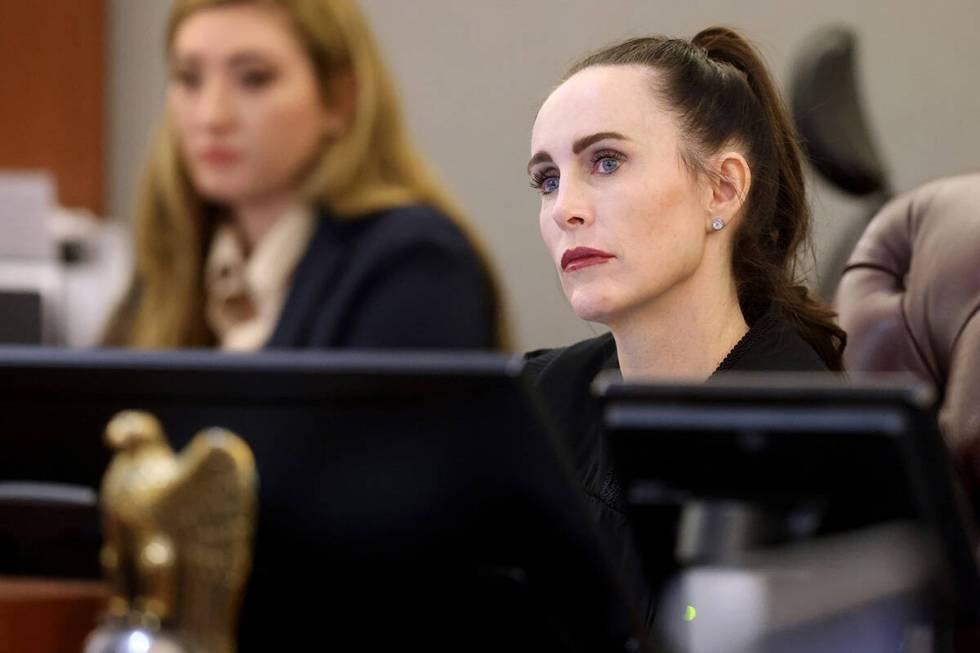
<box><xmin>566</xmin><ymin>27</ymin><xmax>846</xmax><ymax>370</ymax></box>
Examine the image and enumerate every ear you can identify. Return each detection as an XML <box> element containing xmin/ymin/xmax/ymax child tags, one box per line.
<box><xmin>320</xmin><ymin>69</ymin><xmax>357</xmax><ymax>139</ymax></box>
<box><xmin>704</xmin><ymin>150</ymin><xmax>751</xmax><ymax>232</ymax></box>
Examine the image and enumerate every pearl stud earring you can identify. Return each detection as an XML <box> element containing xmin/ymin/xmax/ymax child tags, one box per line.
<box><xmin>711</xmin><ymin>218</ymin><xmax>726</xmax><ymax>231</ymax></box>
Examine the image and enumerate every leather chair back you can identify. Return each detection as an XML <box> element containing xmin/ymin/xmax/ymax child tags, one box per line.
<box><xmin>836</xmin><ymin>173</ymin><xmax>980</xmax><ymax>501</ymax></box>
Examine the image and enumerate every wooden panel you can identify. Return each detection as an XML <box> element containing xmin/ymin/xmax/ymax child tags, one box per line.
<box><xmin>0</xmin><ymin>1</ymin><xmax>105</xmax><ymax>214</ymax></box>
<box><xmin>0</xmin><ymin>577</ymin><xmax>108</xmax><ymax>653</ymax></box>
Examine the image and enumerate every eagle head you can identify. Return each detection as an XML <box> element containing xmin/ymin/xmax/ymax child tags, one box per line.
<box><xmin>105</xmin><ymin>411</ymin><xmax>167</xmax><ymax>452</ymax></box>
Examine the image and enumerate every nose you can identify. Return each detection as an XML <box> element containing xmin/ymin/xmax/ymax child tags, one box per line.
<box><xmin>196</xmin><ymin>77</ymin><xmax>235</xmax><ymax>133</ymax></box>
<box><xmin>550</xmin><ymin>178</ymin><xmax>592</xmax><ymax>231</ymax></box>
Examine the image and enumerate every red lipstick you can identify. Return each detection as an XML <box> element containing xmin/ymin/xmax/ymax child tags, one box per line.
<box><xmin>561</xmin><ymin>247</ymin><xmax>615</xmax><ymax>272</ymax></box>
<box><xmin>199</xmin><ymin>147</ymin><xmax>241</xmax><ymax>165</ymax></box>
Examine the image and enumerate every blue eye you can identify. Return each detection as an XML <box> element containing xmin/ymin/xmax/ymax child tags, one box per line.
<box><xmin>597</xmin><ymin>157</ymin><xmax>621</xmax><ymax>174</ymax></box>
<box><xmin>590</xmin><ymin>149</ymin><xmax>626</xmax><ymax>176</ymax></box>
<box><xmin>530</xmin><ymin>171</ymin><xmax>560</xmax><ymax>195</ymax></box>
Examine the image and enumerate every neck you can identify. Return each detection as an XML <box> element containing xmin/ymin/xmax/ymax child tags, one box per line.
<box><xmin>231</xmin><ymin>193</ymin><xmax>301</xmax><ymax>253</ymax></box>
<box><xmin>608</xmin><ymin>265</ymin><xmax>748</xmax><ymax>382</ymax></box>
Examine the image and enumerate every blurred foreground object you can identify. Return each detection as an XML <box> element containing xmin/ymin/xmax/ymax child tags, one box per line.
<box><xmin>0</xmin><ymin>348</ymin><xmax>641</xmax><ymax>652</ymax></box>
<box><xmin>598</xmin><ymin>373</ymin><xmax>980</xmax><ymax>652</ymax></box>
<box><xmin>837</xmin><ymin>173</ymin><xmax>980</xmax><ymax>515</ymax></box>
<box><xmin>789</xmin><ymin>25</ymin><xmax>892</xmax><ymax>297</ymax></box>
<box><xmin>84</xmin><ymin>411</ymin><xmax>257</xmax><ymax>653</ymax></box>
<box><xmin>655</xmin><ymin>523</ymin><xmax>939</xmax><ymax>653</ymax></box>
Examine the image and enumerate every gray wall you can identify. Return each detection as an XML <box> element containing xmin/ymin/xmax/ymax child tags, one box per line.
<box><xmin>107</xmin><ymin>0</ymin><xmax>980</xmax><ymax>351</ymax></box>
<box><xmin>106</xmin><ymin>0</ymin><xmax>170</xmax><ymax>230</ymax></box>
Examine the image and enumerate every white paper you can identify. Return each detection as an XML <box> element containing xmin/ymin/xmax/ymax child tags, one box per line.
<box><xmin>0</xmin><ymin>170</ymin><xmax>56</xmax><ymax>260</ymax></box>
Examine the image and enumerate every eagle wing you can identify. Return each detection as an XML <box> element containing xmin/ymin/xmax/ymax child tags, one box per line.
<box><xmin>154</xmin><ymin>427</ymin><xmax>258</xmax><ymax>653</ymax></box>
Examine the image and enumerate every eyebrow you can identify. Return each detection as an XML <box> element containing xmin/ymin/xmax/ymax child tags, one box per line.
<box><xmin>573</xmin><ymin>131</ymin><xmax>628</xmax><ymax>154</ymax></box>
<box><xmin>527</xmin><ymin>131</ymin><xmax>630</xmax><ymax>173</ymax></box>
<box><xmin>227</xmin><ymin>52</ymin><xmax>275</xmax><ymax>68</ymax></box>
<box><xmin>526</xmin><ymin>151</ymin><xmax>553</xmax><ymax>173</ymax></box>
<box><xmin>171</xmin><ymin>51</ymin><xmax>274</xmax><ymax>68</ymax></box>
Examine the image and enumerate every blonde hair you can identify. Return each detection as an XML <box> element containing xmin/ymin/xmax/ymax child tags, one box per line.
<box><xmin>105</xmin><ymin>0</ymin><xmax>509</xmax><ymax>349</ymax></box>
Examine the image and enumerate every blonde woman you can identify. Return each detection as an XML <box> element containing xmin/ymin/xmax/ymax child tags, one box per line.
<box><xmin>105</xmin><ymin>0</ymin><xmax>506</xmax><ymax>350</ymax></box>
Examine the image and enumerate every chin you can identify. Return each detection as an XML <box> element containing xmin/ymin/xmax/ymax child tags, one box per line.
<box><xmin>191</xmin><ymin>178</ymin><xmax>250</xmax><ymax>205</ymax></box>
<box><xmin>567</xmin><ymin>290</ymin><xmax>618</xmax><ymax>325</ymax></box>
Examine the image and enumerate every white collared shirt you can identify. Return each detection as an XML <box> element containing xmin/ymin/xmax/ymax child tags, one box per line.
<box><xmin>204</xmin><ymin>206</ymin><xmax>316</xmax><ymax>350</ymax></box>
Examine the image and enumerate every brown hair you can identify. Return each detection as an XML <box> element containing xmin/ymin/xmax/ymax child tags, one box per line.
<box><xmin>104</xmin><ymin>0</ymin><xmax>510</xmax><ymax>349</ymax></box>
<box><xmin>565</xmin><ymin>27</ymin><xmax>845</xmax><ymax>370</ymax></box>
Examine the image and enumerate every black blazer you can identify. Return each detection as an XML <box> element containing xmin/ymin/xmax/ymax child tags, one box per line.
<box><xmin>523</xmin><ymin>304</ymin><xmax>830</xmax><ymax>620</ymax></box>
<box><xmin>265</xmin><ymin>204</ymin><xmax>496</xmax><ymax>349</ymax></box>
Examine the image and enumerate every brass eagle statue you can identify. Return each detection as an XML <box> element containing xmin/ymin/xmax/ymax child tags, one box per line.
<box><xmin>84</xmin><ymin>410</ymin><xmax>258</xmax><ymax>653</ymax></box>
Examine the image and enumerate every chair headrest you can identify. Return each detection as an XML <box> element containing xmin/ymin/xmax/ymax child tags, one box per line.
<box><xmin>790</xmin><ymin>26</ymin><xmax>890</xmax><ymax>197</ymax></box>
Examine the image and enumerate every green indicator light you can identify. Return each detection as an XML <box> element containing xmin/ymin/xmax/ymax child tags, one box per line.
<box><xmin>684</xmin><ymin>605</ymin><xmax>696</xmax><ymax>622</ymax></box>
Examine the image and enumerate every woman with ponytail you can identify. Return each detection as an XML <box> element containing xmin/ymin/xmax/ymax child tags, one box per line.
<box><xmin>523</xmin><ymin>27</ymin><xmax>846</xmax><ymax>617</ymax></box>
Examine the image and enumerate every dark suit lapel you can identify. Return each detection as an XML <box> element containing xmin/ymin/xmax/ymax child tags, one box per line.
<box><xmin>265</xmin><ymin>212</ymin><xmax>346</xmax><ymax>348</ymax></box>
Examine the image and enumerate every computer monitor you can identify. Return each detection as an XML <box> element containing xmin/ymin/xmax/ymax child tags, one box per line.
<box><xmin>597</xmin><ymin>372</ymin><xmax>980</xmax><ymax>648</ymax></box>
<box><xmin>0</xmin><ymin>347</ymin><xmax>639</xmax><ymax>652</ymax></box>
